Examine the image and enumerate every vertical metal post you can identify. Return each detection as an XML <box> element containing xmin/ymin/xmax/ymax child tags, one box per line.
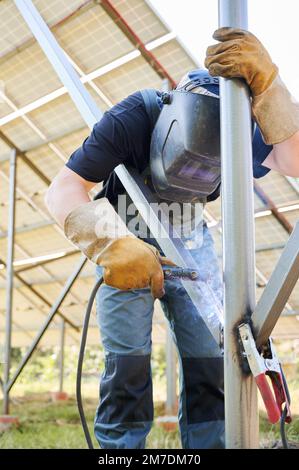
<box><xmin>3</xmin><ymin>149</ymin><xmax>17</xmax><ymax>415</ymax></box>
<box><xmin>219</xmin><ymin>0</ymin><xmax>258</xmax><ymax>448</ymax></box>
<box><xmin>59</xmin><ymin>319</ymin><xmax>65</xmax><ymax>393</ymax></box>
<box><xmin>165</xmin><ymin>329</ymin><xmax>177</xmax><ymax>415</ymax></box>
<box><xmin>161</xmin><ymin>78</ymin><xmax>177</xmax><ymax>416</ymax></box>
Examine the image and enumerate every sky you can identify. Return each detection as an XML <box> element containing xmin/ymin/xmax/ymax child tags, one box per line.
<box><xmin>149</xmin><ymin>0</ymin><xmax>299</xmax><ymax>99</ymax></box>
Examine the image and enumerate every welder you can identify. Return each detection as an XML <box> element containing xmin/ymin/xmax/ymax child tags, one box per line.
<box><xmin>45</xmin><ymin>29</ymin><xmax>299</xmax><ymax>449</ymax></box>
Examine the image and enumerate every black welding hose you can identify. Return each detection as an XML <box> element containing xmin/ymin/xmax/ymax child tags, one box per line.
<box><xmin>76</xmin><ymin>275</ymin><xmax>103</xmax><ymax>450</ymax></box>
<box><xmin>280</xmin><ymin>406</ymin><xmax>289</xmax><ymax>449</ymax></box>
<box><xmin>279</xmin><ymin>367</ymin><xmax>291</xmax><ymax>450</ymax></box>
<box><xmin>76</xmin><ymin>267</ymin><xmax>199</xmax><ymax>449</ymax></box>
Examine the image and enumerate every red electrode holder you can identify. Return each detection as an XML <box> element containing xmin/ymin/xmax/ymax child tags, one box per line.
<box><xmin>239</xmin><ymin>323</ymin><xmax>291</xmax><ymax>425</ymax></box>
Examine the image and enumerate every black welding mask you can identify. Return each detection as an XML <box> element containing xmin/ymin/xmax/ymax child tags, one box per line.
<box><xmin>149</xmin><ymin>72</ymin><xmax>221</xmax><ymax>203</ymax></box>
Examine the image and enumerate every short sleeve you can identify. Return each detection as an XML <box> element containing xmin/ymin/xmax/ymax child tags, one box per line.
<box><xmin>66</xmin><ymin>112</ymin><xmax>126</xmax><ymax>183</ymax></box>
<box><xmin>252</xmin><ymin>126</ymin><xmax>273</xmax><ymax>178</ymax></box>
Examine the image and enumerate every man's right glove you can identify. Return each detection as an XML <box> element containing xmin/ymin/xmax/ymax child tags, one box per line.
<box><xmin>64</xmin><ymin>199</ymin><xmax>174</xmax><ymax>299</ymax></box>
<box><xmin>205</xmin><ymin>27</ymin><xmax>299</xmax><ymax>145</ymax></box>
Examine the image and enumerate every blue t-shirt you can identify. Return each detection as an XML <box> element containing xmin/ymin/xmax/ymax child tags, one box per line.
<box><xmin>66</xmin><ymin>90</ymin><xmax>272</xmax><ymax>205</ymax></box>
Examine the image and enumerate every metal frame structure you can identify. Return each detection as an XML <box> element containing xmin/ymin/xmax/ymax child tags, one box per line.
<box><xmin>252</xmin><ymin>221</ymin><xmax>299</xmax><ymax>348</ymax></box>
<box><xmin>0</xmin><ymin>0</ymin><xmax>297</xmax><ymax>449</ymax></box>
<box><xmin>2</xmin><ymin>0</ymin><xmax>220</xmax><ymax>421</ymax></box>
<box><xmin>100</xmin><ymin>0</ymin><xmax>176</xmax><ymax>88</ymax></box>
<box><xmin>59</xmin><ymin>319</ymin><xmax>66</xmax><ymax>394</ymax></box>
<box><xmin>0</xmin><ymin>0</ymin><xmax>184</xmax><ymax>418</ymax></box>
<box><xmin>3</xmin><ymin>149</ymin><xmax>17</xmax><ymax>414</ymax></box>
<box><xmin>14</xmin><ymin>0</ymin><xmax>224</xmax><ymax>340</ymax></box>
<box><xmin>219</xmin><ymin>0</ymin><xmax>258</xmax><ymax>448</ymax></box>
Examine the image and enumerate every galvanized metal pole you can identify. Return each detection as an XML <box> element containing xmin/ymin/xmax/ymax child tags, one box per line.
<box><xmin>219</xmin><ymin>0</ymin><xmax>259</xmax><ymax>448</ymax></box>
<box><xmin>161</xmin><ymin>78</ymin><xmax>177</xmax><ymax>416</ymax></box>
<box><xmin>59</xmin><ymin>319</ymin><xmax>65</xmax><ymax>393</ymax></box>
<box><xmin>3</xmin><ymin>149</ymin><xmax>17</xmax><ymax>415</ymax></box>
<box><xmin>165</xmin><ymin>330</ymin><xmax>177</xmax><ymax>415</ymax></box>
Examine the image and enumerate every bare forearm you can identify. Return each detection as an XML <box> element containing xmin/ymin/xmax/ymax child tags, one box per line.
<box><xmin>45</xmin><ymin>167</ymin><xmax>95</xmax><ymax>227</ymax></box>
<box><xmin>263</xmin><ymin>130</ymin><xmax>299</xmax><ymax>177</ymax></box>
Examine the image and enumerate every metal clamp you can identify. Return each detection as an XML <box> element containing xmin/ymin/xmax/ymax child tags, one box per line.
<box><xmin>239</xmin><ymin>323</ymin><xmax>291</xmax><ymax>424</ymax></box>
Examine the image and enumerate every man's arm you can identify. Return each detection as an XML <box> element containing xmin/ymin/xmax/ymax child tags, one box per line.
<box><xmin>45</xmin><ymin>166</ymin><xmax>95</xmax><ymax>227</ymax></box>
<box><xmin>45</xmin><ymin>164</ymin><xmax>167</xmax><ymax>298</ymax></box>
<box><xmin>263</xmin><ymin>131</ymin><xmax>299</xmax><ymax>177</ymax></box>
<box><xmin>205</xmin><ymin>28</ymin><xmax>299</xmax><ymax>177</ymax></box>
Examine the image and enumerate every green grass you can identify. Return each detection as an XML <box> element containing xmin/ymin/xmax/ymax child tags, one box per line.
<box><xmin>0</xmin><ymin>395</ymin><xmax>181</xmax><ymax>449</ymax></box>
<box><xmin>259</xmin><ymin>412</ymin><xmax>299</xmax><ymax>448</ymax></box>
<box><xmin>0</xmin><ymin>393</ymin><xmax>298</xmax><ymax>449</ymax></box>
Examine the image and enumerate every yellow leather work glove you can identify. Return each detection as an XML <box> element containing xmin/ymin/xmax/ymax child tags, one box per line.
<box><xmin>205</xmin><ymin>27</ymin><xmax>299</xmax><ymax>144</ymax></box>
<box><xmin>205</xmin><ymin>27</ymin><xmax>278</xmax><ymax>96</ymax></box>
<box><xmin>64</xmin><ymin>199</ymin><xmax>174</xmax><ymax>299</ymax></box>
<box><xmin>98</xmin><ymin>237</ymin><xmax>173</xmax><ymax>298</ymax></box>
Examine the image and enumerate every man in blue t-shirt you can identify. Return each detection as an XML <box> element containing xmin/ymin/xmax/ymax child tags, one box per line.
<box><xmin>45</xmin><ymin>29</ymin><xmax>299</xmax><ymax>449</ymax></box>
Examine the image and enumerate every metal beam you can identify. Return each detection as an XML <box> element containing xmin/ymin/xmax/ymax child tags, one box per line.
<box><xmin>59</xmin><ymin>319</ymin><xmax>65</xmax><ymax>393</ymax></box>
<box><xmin>252</xmin><ymin>221</ymin><xmax>299</xmax><ymax>348</ymax></box>
<box><xmin>165</xmin><ymin>326</ymin><xmax>177</xmax><ymax>415</ymax></box>
<box><xmin>100</xmin><ymin>0</ymin><xmax>176</xmax><ymax>88</ymax></box>
<box><xmin>0</xmin><ymin>0</ymin><xmax>95</xmax><ymax>67</ymax></box>
<box><xmin>6</xmin><ymin>256</ymin><xmax>86</xmax><ymax>393</ymax></box>
<box><xmin>15</xmin><ymin>0</ymin><xmax>102</xmax><ymax>127</ymax></box>
<box><xmin>15</xmin><ymin>250</ymin><xmax>78</xmax><ymax>273</ymax></box>
<box><xmin>285</xmin><ymin>176</ymin><xmax>299</xmax><ymax>195</ymax></box>
<box><xmin>219</xmin><ymin>0</ymin><xmax>258</xmax><ymax>448</ymax></box>
<box><xmin>0</xmin><ymin>267</ymin><xmax>79</xmax><ymax>345</ymax></box>
<box><xmin>255</xmin><ymin>242</ymin><xmax>286</xmax><ymax>253</ymax></box>
<box><xmin>0</xmin><ymin>32</ymin><xmax>175</xmax><ymax>128</ymax></box>
<box><xmin>254</xmin><ymin>182</ymin><xmax>293</xmax><ymax>234</ymax></box>
<box><xmin>0</xmin><ymin>310</ymin><xmax>35</xmax><ymax>342</ymax></box>
<box><xmin>15</xmin><ymin>0</ymin><xmax>223</xmax><ymax>344</ymax></box>
<box><xmin>0</xmin><ymin>270</ymin><xmax>94</xmax><ymax>290</ymax></box>
<box><xmin>282</xmin><ymin>310</ymin><xmax>299</xmax><ymax>317</ymax></box>
<box><xmin>0</xmin><ymin>220</ymin><xmax>54</xmax><ymax>239</ymax></box>
<box><xmin>0</xmin><ymin>257</ymin><xmax>79</xmax><ymax>332</ymax></box>
<box><xmin>0</xmin><ymin>130</ymin><xmax>51</xmax><ymax>186</ymax></box>
<box><xmin>3</xmin><ymin>149</ymin><xmax>17</xmax><ymax>415</ymax></box>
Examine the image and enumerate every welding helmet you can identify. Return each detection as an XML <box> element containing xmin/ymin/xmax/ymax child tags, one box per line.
<box><xmin>150</xmin><ymin>69</ymin><xmax>221</xmax><ymax>203</ymax></box>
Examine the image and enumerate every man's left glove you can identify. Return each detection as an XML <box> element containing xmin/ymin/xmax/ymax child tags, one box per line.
<box><xmin>205</xmin><ymin>27</ymin><xmax>299</xmax><ymax>145</ymax></box>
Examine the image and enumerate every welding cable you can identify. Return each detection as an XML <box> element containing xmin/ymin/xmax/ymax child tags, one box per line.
<box><xmin>279</xmin><ymin>367</ymin><xmax>291</xmax><ymax>450</ymax></box>
<box><xmin>76</xmin><ymin>266</ymin><xmax>199</xmax><ymax>449</ymax></box>
<box><xmin>76</xmin><ymin>275</ymin><xmax>103</xmax><ymax>450</ymax></box>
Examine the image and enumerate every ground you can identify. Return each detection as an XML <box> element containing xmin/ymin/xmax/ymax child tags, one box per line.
<box><xmin>1</xmin><ymin>345</ymin><xmax>298</xmax><ymax>448</ymax></box>
<box><xmin>0</xmin><ymin>392</ymin><xmax>298</xmax><ymax>449</ymax></box>
<box><xmin>0</xmin><ymin>395</ymin><xmax>180</xmax><ymax>449</ymax></box>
